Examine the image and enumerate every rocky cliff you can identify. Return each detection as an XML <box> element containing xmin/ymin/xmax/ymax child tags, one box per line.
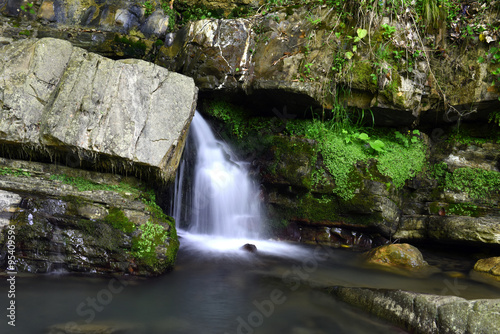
<box><xmin>0</xmin><ymin>158</ymin><xmax>179</xmax><ymax>276</ymax></box>
<box><xmin>0</xmin><ymin>37</ymin><xmax>197</xmax><ymax>276</ymax></box>
<box><xmin>1</xmin><ymin>1</ymin><xmax>499</xmax><ymax>123</ymax></box>
<box><xmin>1</xmin><ymin>37</ymin><xmax>197</xmax><ymax>183</ymax></box>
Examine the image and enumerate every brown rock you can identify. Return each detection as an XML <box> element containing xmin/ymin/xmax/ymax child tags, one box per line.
<box><xmin>364</xmin><ymin>243</ymin><xmax>429</xmax><ymax>270</ymax></box>
<box><xmin>38</xmin><ymin>1</ymin><xmax>55</xmax><ymax>21</ymax></box>
<box><xmin>474</xmin><ymin>257</ymin><xmax>500</xmax><ymax>280</ymax></box>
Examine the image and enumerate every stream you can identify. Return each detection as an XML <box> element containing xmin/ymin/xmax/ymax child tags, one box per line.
<box><xmin>2</xmin><ymin>111</ymin><xmax>500</xmax><ymax>333</ymax></box>
<box><xmin>3</xmin><ymin>235</ymin><xmax>500</xmax><ymax>333</ymax></box>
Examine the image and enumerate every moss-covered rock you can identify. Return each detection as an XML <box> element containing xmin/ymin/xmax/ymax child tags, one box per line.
<box><xmin>328</xmin><ymin>287</ymin><xmax>500</xmax><ymax>334</ymax></box>
<box><xmin>0</xmin><ymin>158</ymin><xmax>178</xmax><ymax>276</ymax></box>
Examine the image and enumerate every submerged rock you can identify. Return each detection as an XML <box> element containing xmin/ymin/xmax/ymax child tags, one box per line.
<box><xmin>0</xmin><ymin>37</ymin><xmax>197</xmax><ymax>183</ymax></box>
<box><xmin>240</xmin><ymin>243</ymin><xmax>257</xmax><ymax>253</ymax></box>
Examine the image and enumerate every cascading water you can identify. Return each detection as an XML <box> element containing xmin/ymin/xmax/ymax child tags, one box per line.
<box><xmin>171</xmin><ymin>112</ymin><xmax>264</xmax><ymax>245</ymax></box>
<box><xmin>171</xmin><ymin>111</ymin><xmax>311</xmax><ymax>257</ymax></box>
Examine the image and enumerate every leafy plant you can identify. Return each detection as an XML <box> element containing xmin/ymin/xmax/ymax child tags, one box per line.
<box><xmin>381</xmin><ymin>24</ymin><xmax>396</xmax><ymax>39</ymax></box>
<box><xmin>20</xmin><ymin>2</ymin><xmax>35</xmax><ymax>14</ymax></box>
<box><xmin>354</xmin><ymin>28</ymin><xmax>368</xmax><ymax>43</ymax></box>
<box><xmin>132</xmin><ymin>220</ymin><xmax>169</xmax><ymax>258</ymax></box>
<box><xmin>144</xmin><ymin>1</ymin><xmax>154</xmax><ymax>16</ymax></box>
<box><xmin>0</xmin><ymin>167</ymin><xmax>31</xmax><ymax>177</ymax></box>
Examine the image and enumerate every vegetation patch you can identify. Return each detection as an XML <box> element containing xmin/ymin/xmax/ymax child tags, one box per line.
<box><xmin>49</xmin><ymin>174</ymin><xmax>140</xmax><ymax>194</ymax></box>
<box><xmin>105</xmin><ymin>208</ymin><xmax>135</xmax><ymax>233</ymax></box>
<box><xmin>0</xmin><ymin>167</ymin><xmax>31</xmax><ymax>177</ymax></box>
<box><xmin>444</xmin><ymin>167</ymin><xmax>500</xmax><ymax>200</ymax></box>
<box><xmin>285</xmin><ymin>118</ymin><xmax>426</xmax><ymax>200</ymax></box>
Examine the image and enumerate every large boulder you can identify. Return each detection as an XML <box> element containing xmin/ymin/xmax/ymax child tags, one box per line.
<box><xmin>364</xmin><ymin>243</ymin><xmax>429</xmax><ymax>270</ymax></box>
<box><xmin>328</xmin><ymin>287</ymin><xmax>500</xmax><ymax>334</ymax></box>
<box><xmin>0</xmin><ymin>37</ymin><xmax>197</xmax><ymax>183</ymax></box>
<box><xmin>0</xmin><ymin>158</ymin><xmax>179</xmax><ymax>276</ymax></box>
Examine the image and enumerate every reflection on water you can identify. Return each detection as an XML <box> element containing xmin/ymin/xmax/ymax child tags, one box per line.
<box><xmin>3</xmin><ymin>235</ymin><xmax>500</xmax><ymax>334</ymax></box>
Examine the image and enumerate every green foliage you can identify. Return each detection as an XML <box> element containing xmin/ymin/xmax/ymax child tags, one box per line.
<box><xmin>489</xmin><ymin>111</ymin><xmax>500</xmax><ymax>127</ymax></box>
<box><xmin>18</xmin><ymin>30</ymin><xmax>31</xmax><ymax>36</ymax></box>
<box><xmin>20</xmin><ymin>2</ymin><xmax>35</xmax><ymax>14</ymax></box>
<box><xmin>114</xmin><ymin>35</ymin><xmax>147</xmax><ymax>57</ymax></box>
<box><xmin>286</xmin><ymin>117</ymin><xmax>427</xmax><ymax>200</ymax></box>
<box><xmin>141</xmin><ymin>190</ymin><xmax>175</xmax><ymax>227</ymax></box>
<box><xmin>447</xmin><ymin>203</ymin><xmax>479</xmax><ymax>217</ymax></box>
<box><xmin>205</xmin><ymin>99</ymin><xmax>248</xmax><ymax>139</ymax></box>
<box><xmin>105</xmin><ymin>208</ymin><xmax>135</xmax><ymax>233</ymax></box>
<box><xmin>131</xmin><ymin>220</ymin><xmax>169</xmax><ymax>260</ymax></box>
<box><xmin>381</xmin><ymin>24</ymin><xmax>396</xmax><ymax>39</ymax></box>
<box><xmin>0</xmin><ymin>167</ymin><xmax>31</xmax><ymax>177</ymax></box>
<box><xmin>419</xmin><ymin>0</ymin><xmax>444</xmax><ymax>29</ymax></box>
<box><xmin>144</xmin><ymin>1</ymin><xmax>154</xmax><ymax>16</ymax></box>
<box><xmin>445</xmin><ymin>167</ymin><xmax>500</xmax><ymax>200</ymax></box>
<box><xmin>394</xmin><ymin>130</ymin><xmax>420</xmax><ymax>147</ymax></box>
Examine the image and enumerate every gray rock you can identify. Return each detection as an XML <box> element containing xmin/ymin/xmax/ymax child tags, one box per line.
<box><xmin>0</xmin><ymin>38</ymin><xmax>197</xmax><ymax>183</ymax></box>
<box><xmin>328</xmin><ymin>287</ymin><xmax>500</xmax><ymax>334</ymax></box>
<box><xmin>0</xmin><ymin>158</ymin><xmax>179</xmax><ymax>276</ymax></box>
<box><xmin>140</xmin><ymin>10</ymin><xmax>170</xmax><ymax>37</ymax></box>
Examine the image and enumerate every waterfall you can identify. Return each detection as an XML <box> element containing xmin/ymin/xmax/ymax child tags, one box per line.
<box><xmin>172</xmin><ymin>111</ymin><xmax>262</xmax><ymax>240</ymax></box>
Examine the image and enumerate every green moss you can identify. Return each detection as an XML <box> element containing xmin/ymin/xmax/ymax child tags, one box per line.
<box><xmin>297</xmin><ymin>192</ymin><xmax>339</xmax><ymax>222</ymax></box>
<box><xmin>351</xmin><ymin>61</ymin><xmax>377</xmax><ymax>92</ymax></box>
<box><xmin>429</xmin><ymin>201</ymin><xmax>480</xmax><ymax>217</ymax></box>
<box><xmin>49</xmin><ymin>174</ymin><xmax>141</xmax><ymax>194</ymax></box>
<box><xmin>376</xmin><ymin>138</ymin><xmax>426</xmax><ymax>189</ymax></box>
<box><xmin>285</xmin><ymin>119</ymin><xmax>427</xmax><ymax>200</ymax></box>
<box><xmin>0</xmin><ymin>167</ymin><xmax>31</xmax><ymax>177</ymax></box>
<box><xmin>131</xmin><ymin>220</ymin><xmax>178</xmax><ymax>272</ymax></box>
<box><xmin>445</xmin><ymin>167</ymin><xmax>500</xmax><ymax>200</ymax></box>
<box><xmin>104</xmin><ymin>208</ymin><xmax>135</xmax><ymax>233</ymax></box>
<box><xmin>113</xmin><ymin>35</ymin><xmax>147</xmax><ymax>57</ymax></box>
<box><xmin>448</xmin><ymin>203</ymin><xmax>479</xmax><ymax>217</ymax></box>
<box><xmin>269</xmin><ymin>136</ymin><xmax>317</xmax><ymax>188</ymax></box>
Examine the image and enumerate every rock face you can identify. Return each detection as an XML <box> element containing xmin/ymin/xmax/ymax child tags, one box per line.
<box><xmin>328</xmin><ymin>287</ymin><xmax>500</xmax><ymax>334</ymax></box>
<box><xmin>0</xmin><ymin>37</ymin><xmax>197</xmax><ymax>183</ymax></box>
<box><xmin>241</xmin><ymin>126</ymin><xmax>500</xmax><ymax>248</ymax></box>
<box><xmin>2</xmin><ymin>2</ymin><xmax>499</xmax><ymax>125</ymax></box>
<box><xmin>0</xmin><ymin>158</ymin><xmax>179</xmax><ymax>276</ymax></box>
<box><xmin>364</xmin><ymin>243</ymin><xmax>429</xmax><ymax>270</ymax></box>
<box><xmin>394</xmin><ymin>139</ymin><xmax>500</xmax><ymax>246</ymax></box>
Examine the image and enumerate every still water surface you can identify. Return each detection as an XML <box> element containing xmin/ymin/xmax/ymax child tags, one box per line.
<box><xmin>3</xmin><ymin>233</ymin><xmax>500</xmax><ymax>334</ymax></box>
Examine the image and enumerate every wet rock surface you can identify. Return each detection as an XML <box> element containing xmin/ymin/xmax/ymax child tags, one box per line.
<box><xmin>474</xmin><ymin>257</ymin><xmax>500</xmax><ymax>282</ymax></box>
<box><xmin>364</xmin><ymin>243</ymin><xmax>429</xmax><ymax>270</ymax></box>
<box><xmin>328</xmin><ymin>287</ymin><xmax>500</xmax><ymax>334</ymax></box>
<box><xmin>0</xmin><ymin>158</ymin><xmax>179</xmax><ymax>276</ymax></box>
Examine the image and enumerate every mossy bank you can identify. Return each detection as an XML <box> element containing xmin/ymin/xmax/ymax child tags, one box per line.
<box><xmin>0</xmin><ymin>158</ymin><xmax>179</xmax><ymax>277</ymax></box>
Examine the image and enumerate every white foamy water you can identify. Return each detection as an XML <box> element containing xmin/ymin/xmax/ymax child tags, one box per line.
<box><xmin>178</xmin><ymin>231</ymin><xmax>314</xmax><ymax>258</ymax></box>
<box><xmin>173</xmin><ymin>111</ymin><xmax>262</xmax><ymax>239</ymax></box>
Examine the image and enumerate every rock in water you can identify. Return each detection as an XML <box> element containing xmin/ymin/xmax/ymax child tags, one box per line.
<box><xmin>474</xmin><ymin>257</ymin><xmax>500</xmax><ymax>281</ymax></box>
<box><xmin>364</xmin><ymin>243</ymin><xmax>429</xmax><ymax>271</ymax></box>
<box><xmin>0</xmin><ymin>38</ymin><xmax>197</xmax><ymax>183</ymax></box>
<box><xmin>241</xmin><ymin>243</ymin><xmax>257</xmax><ymax>253</ymax></box>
